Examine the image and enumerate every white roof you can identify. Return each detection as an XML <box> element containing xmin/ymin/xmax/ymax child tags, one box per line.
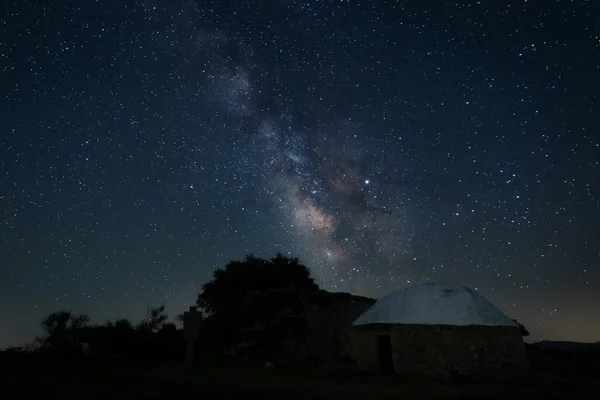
<box><xmin>353</xmin><ymin>282</ymin><xmax>517</xmax><ymax>327</ymax></box>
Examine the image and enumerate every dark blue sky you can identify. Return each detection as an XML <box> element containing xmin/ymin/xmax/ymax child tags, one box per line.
<box><xmin>1</xmin><ymin>0</ymin><xmax>599</xmax><ymax>347</ymax></box>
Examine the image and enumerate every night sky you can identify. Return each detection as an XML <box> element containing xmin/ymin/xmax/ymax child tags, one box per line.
<box><xmin>1</xmin><ymin>0</ymin><xmax>599</xmax><ymax>347</ymax></box>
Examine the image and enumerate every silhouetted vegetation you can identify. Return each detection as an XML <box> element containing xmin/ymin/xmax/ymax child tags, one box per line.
<box><xmin>136</xmin><ymin>305</ymin><xmax>169</xmax><ymax>332</ymax></box>
<box><xmin>197</xmin><ymin>253</ymin><xmax>318</xmax><ymax>314</ymax></box>
<box><xmin>0</xmin><ymin>304</ymin><xmax>185</xmax><ymax>367</ymax></box>
<box><xmin>36</xmin><ymin>310</ymin><xmax>90</xmax><ymax>357</ymax></box>
<box><xmin>191</xmin><ymin>253</ymin><xmax>324</xmax><ymax>365</ymax></box>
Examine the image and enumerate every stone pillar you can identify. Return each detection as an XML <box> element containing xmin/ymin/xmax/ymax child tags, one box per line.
<box><xmin>183</xmin><ymin>306</ymin><xmax>202</xmax><ymax>367</ymax></box>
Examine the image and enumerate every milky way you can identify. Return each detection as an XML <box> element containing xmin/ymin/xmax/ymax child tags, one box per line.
<box><xmin>194</xmin><ymin>25</ymin><xmax>418</xmax><ymax>295</ymax></box>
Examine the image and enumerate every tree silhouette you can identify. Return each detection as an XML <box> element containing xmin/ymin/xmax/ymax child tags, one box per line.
<box><xmin>197</xmin><ymin>253</ymin><xmax>318</xmax><ymax>314</ymax></box>
<box><xmin>136</xmin><ymin>305</ymin><xmax>168</xmax><ymax>333</ymax></box>
<box><xmin>39</xmin><ymin>310</ymin><xmax>89</xmax><ymax>353</ymax></box>
<box><xmin>41</xmin><ymin>310</ymin><xmax>89</xmax><ymax>337</ymax></box>
<box><xmin>112</xmin><ymin>318</ymin><xmax>134</xmax><ymax>330</ymax></box>
<box><xmin>175</xmin><ymin>312</ymin><xmax>184</xmax><ymax>328</ymax></box>
<box><xmin>158</xmin><ymin>322</ymin><xmax>178</xmax><ymax>335</ymax></box>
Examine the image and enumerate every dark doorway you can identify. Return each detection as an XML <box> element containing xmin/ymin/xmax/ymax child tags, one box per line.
<box><xmin>376</xmin><ymin>334</ymin><xmax>394</xmax><ymax>373</ymax></box>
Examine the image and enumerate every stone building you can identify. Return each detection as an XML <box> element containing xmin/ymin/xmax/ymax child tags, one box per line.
<box><xmin>348</xmin><ymin>282</ymin><xmax>530</xmax><ymax>380</ymax></box>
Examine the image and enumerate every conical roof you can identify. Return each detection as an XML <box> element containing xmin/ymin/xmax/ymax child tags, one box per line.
<box><xmin>353</xmin><ymin>282</ymin><xmax>517</xmax><ymax>327</ymax></box>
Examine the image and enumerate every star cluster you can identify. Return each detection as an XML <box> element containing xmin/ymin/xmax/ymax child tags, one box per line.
<box><xmin>1</xmin><ymin>0</ymin><xmax>599</xmax><ymax>346</ymax></box>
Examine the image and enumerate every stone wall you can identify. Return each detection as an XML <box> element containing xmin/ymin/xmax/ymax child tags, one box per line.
<box><xmin>304</xmin><ymin>291</ymin><xmax>375</xmax><ymax>365</ymax></box>
<box><xmin>348</xmin><ymin>326</ymin><xmax>386</xmax><ymax>371</ymax></box>
<box><xmin>349</xmin><ymin>324</ymin><xmax>530</xmax><ymax>381</ymax></box>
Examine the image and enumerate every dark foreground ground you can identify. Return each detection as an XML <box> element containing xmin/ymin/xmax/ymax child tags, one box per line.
<box><xmin>1</xmin><ymin>358</ymin><xmax>599</xmax><ymax>400</ymax></box>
